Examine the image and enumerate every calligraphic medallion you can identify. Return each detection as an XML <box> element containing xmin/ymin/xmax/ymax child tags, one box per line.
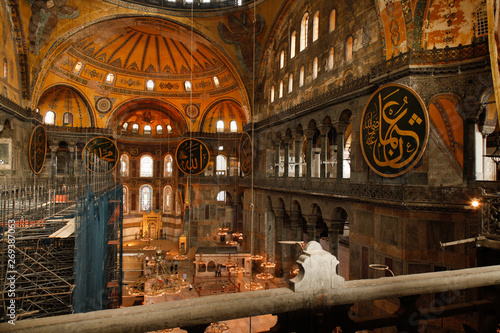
<box><xmin>83</xmin><ymin>137</ymin><xmax>119</xmax><ymax>173</ymax></box>
<box><xmin>239</xmin><ymin>132</ymin><xmax>252</xmax><ymax>177</ymax></box>
<box><xmin>28</xmin><ymin>125</ymin><xmax>47</xmax><ymax>174</ymax></box>
<box><xmin>175</xmin><ymin>138</ymin><xmax>210</xmax><ymax>175</ymax></box>
<box><xmin>360</xmin><ymin>84</ymin><xmax>429</xmax><ymax>178</ymax></box>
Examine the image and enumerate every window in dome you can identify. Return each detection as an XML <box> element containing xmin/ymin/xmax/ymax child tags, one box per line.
<box><xmin>146</xmin><ymin>79</ymin><xmax>155</xmax><ymax>91</ymax></box>
<box><xmin>213</xmin><ymin>76</ymin><xmax>220</xmax><ymax>88</ymax></box>
<box><xmin>313</xmin><ymin>11</ymin><xmax>319</xmax><ymax>42</ymax></box>
<box><xmin>144</xmin><ymin>125</ymin><xmax>152</xmax><ymax>135</ymax></box>
<box><xmin>313</xmin><ymin>57</ymin><xmax>318</xmax><ymax>79</ymax></box>
<box><xmin>184</xmin><ymin>81</ymin><xmax>192</xmax><ymax>92</ymax></box>
<box><xmin>105</xmin><ymin>73</ymin><xmax>115</xmax><ymax>84</ymax></box>
<box><xmin>63</xmin><ymin>112</ymin><xmax>73</xmax><ymax>126</ymax></box>
<box><xmin>330</xmin><ymin>10</ymin><xmax>336</xmax><ymax>32</ymax></box>
<box><xmin>346</xmin><ymin>36</ymin><xmax>353</xmax><ymax>62</ymax></box>
<box><xmin>132</xmin><ymin>123</ymin><xmax>139</xmax><ymax>133</ymax></box>
<box><xmin>122</xmin><ymin>122</ymin><xmax>129</xmax><ymax>131</ymax></box>
<box><xmin>216</xmin><ymin>120</ymin><xmax>225</xmax><ymax>133</ymax></box>
<box><xmin>167</xmin><ymin>125</ymin><xmax>173</xmax><ymax>134</ymax></box>
<box><xmin>290</xmin><ymin>31</ymin><xmax>297</xmax><ymax>58</ymax></box>
<box><xmin>216</xmin><ymin>154</ymin><xmax>227</xmax><ymax>176</ymax></box>
<box><xmin>300</xmin><ymin>13</ymin><xmax>309</xmax><ymax>51</ymax></box>
<box><xmin>280</xmin><ymin>50</ymin><xmax>285</xmax><ymax>69</ymax></box>
<box><xmin>271</xmin><ymin>85</ymin><xmax>275</xmax><ymax>103</ymax></box>
<box><xmin>329</xmin><ymin>46</ymin><xmax>334</xmax><ymax>70</ymax></box>
<box><xmin>139</xmin><ymin>185</ymin><xmax>152</xmax><ymax>212</ymax></box>
<box><xmin>3</xmin><ymin>59</ymin><xmax>7</xmax><ymax>80</ymax></box>
<box><xmin>299</xmin><ymin>66</ymin><xmax>305</xmax><ymax>87</ymax></box>
<box><xmin>120</xmin><ymin>154</ymin><xmax>129</xmax><ymax>177</ymax></box>
<box><xmin>219</xmin><ymin>146</ymin><xmax>224</xmax><ymax>151</ymax></box>
<box><xmin>45</xmin><ymin>111</ymin><xmax>55</xmax><ymax>125</ymax></box>
<box><xmin>140</xmin><ymin>155</ymin><xmax>153</xmax><ymax>177</ymax></box>
<box><xmin>288</xmin><ymin>73</ymin><xmax>293</xmax><ymax>93</ymax></box>
<box><xmin>279</xmin><ymin>80</ymin><xmax>283</xmax><ymax>98</ymax></box>
<box><xmin>156</xmin><ymin>125</ymin><xmax>163</xmax><ymax>135</ymax></box>
<box><xmin>164</xmin><ymin>154</ymin><xmax>173</xmax><ymax>177</ymax></box>
<box><xmin>73</xmin><ymin>61</ymin><xmax>83</xmax><ymax>74</ymax></box>
<box><xmin>230</xmin><ymin>120</ymin><xmax>238</xmax><ymax>133</ymax></box>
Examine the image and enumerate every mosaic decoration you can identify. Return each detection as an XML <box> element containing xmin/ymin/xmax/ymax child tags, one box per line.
<box><xmin>95</xmin><ymin>96</ymin><xmax>113</xmax><ymax>114</ymax></box>
<box><xmin>360</xmin><ymin>84</ymin><xmax>429</xmax><ymax>178</ymax></box>
<box><xmin>83</xmin><ymin>137</ymin><xmax>119</xmax><ymax>173</ymax></box>
<box><xmin>28</xmin><ymin>125</ymin><xmax>46</xmax><ymax>174</ymax></box>
<box><xmin>239</xmin><ymin>132</ymin><xmax>252</xmax><ymax>177</ymax></box>
<box><xmin>218</xmin><ymin>12</ymin><xmax>265</xmax><ymax>79</ymax></box>
<box><xmin>184</xmin><ymin>104</ymin><xmax>200</xmax><ymax>120</ymax></box>
<box><xmin>175</xmin><ymin>138</ymin><xmax>209</xmax><ymax>175</ymax></box>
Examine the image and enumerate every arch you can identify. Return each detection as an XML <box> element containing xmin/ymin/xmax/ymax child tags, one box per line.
<box><xmin>312</xmin><ymin>11</ymin><xmax>320</xmax><ymax>42</ymax></box>
<box><xmin>300</xmin><ymin>13</ymin><xmax>309</xmax><ymax>51</ymax></box>
<box><xmin>288</xmin><ymin>73</ymin><xmax>293</xmax><ymax>93</ymax></box>
<box><xmin>329</xmin><ymin>9</ymin><xmax>336</xmax><ymax>32</ymax></box>
<box><xmin>216</xmin><ymin>154</ymin><xmax>227</xmax><ymax>176</ymax></box>
<box><xmin>200</xmin><ymin>99</ymin><xmax>247</xmax><ymax>133</ymax></box>
<box><xmin>139</xmin><ymin>184</ymin><xmax>153</xmax><ymax>212</ymax></box>
<box><xmin>164</xmin><ymin>154</ymin><xmax>174</xmax><ymax>177</ymax></box>
<box><xmin>140</xmin><ymin>154</ymin><xmax>154</xmax><ymax>177</ymax></box>
<box><xmin>280</xmin><ymin>50</ymin><xmax>285</xmax><ymax>68</ymax></box>
<box><xmin>37</xmin><ymin>85</ymin><xmax>95</xmax><ymax>127</ymax></box>
<box><xmin>290</xmin><ymin>31</ymin><xmax>297</xmax><ymax>58</ymax></box>
<box><xmin>312</xmin><ymin>57</ymin><xmax>318</xmax><ymax>79</ymax></box>
<box><xmin>299</xmin><ymin>66</ymin><xmax>305</xmax><ymax>87</ymax></box>
<box><xmin>328</xmin><ymin>46</ymin><xmax>334</xmax><ymax>70</ymax></box>
<box><xmin>44</xmin><ymin>111</ymin><xmax>55</xmax><ymax>125</ymax></box>
<box><xmin>163</xmin><ymin>185</ymin><xmax>173</xmax><ymax>213</ymax></box>
<box><xmin>345</xmin><ymin>35</ymin><xmax>354</xmax><ymax>62</ymax></box>
<box><xmin>120</xmin><ymin>153</ymin><xmax>130</xmax><ymax>177</ymax></box>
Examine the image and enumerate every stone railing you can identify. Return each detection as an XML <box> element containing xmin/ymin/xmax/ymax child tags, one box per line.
<box><xmin>370</xmin><ymin>41</ymin><xmax>489</xmax><ymax>77</ymax></box>
<box><xmin>252</xmin><ymin>177</ymin><xmax>489</xmax><ymax>208</ymax></box>
<box><xmin>116</xmin><ymin>0</ymin><xmax>252</xmax><ymax>10</ymax></box>
<box><xmin>45</xmin><ymin>125</ymin><xmax>112</xmax><ymax>135</ymax></box>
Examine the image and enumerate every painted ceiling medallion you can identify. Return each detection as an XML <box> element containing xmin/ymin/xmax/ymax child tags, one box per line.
<box><xmin>95</xmin><ymin>97</ymin><xmax>113</xmax><ymax>114</ymax></box>
<box><xmin>184</xmin><ymin>104</ymin><xmax>200</xmax><ymax>120</ymax></box>
<box><xmin>360</xmin><ymin>84</ymin><xmax>429</xmax><ymax>178</ymax></box>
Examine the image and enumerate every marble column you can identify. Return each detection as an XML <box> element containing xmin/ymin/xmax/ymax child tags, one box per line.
<box><xmin>274</xmin><ymin>207</ymin><xmax>286</xmax><ymax>278</ymax></box>
<box><xmin>319</xmin><ymin>124</ymin><xmax>332</xmax><ymax>179</ymax></box>
<box><xmin>336</xmin><ymin>128</ymin><xmax>345</xmax><ymax>181</ymax></box>
<box><xmin>283</xmin><ymin>134</ymin><xmax>291</xmax><ymax>179</ymax></box>
<box><xmin>325</xmin><ymin>219</ymin><xmax>345</xmax><ymax>258</ymax></box>
<box><xmin>293</xmin><ymin>132</ymin><xmax>302</xmax><ymax>179</ymax></box>
<box><xmin>303</xmin><ymin>214</ymin><xmax>319</xmax><ymax>243</ymax></box>
<box><xmin>273</xmin><ymin>137</ymin><xmax>283</xmax><ymax>178</ymax></box>
<box><xmin>304</xmin><ymin>129</ymin><xmax>316</xmax><ymax>180</ymax></box>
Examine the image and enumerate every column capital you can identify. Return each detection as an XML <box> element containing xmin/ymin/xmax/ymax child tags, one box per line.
<box><xmin>272</xmin><ymin>137</ymin><xmax>283</xmax><ymax>147</ymax></box>
<box><xmin>273</xmin><ymin>207</ymin><xmax>286</xmax><ymax>218</ymax></box>
<box><xmin>303</xmin><ymin>214</ymin><xmax>321</xmax><ymax>225</ymax></box>
<box><xmin>304</xmin><ymin>129</ymin><xmax>316</xmax><ymax>140</ymax></box>
<box><xmin>318</xmin><ymin>124</ymin><xmax>332</xmax><ymax>136</ymax></box>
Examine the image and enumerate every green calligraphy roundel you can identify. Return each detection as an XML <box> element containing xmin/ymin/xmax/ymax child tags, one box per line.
<box><xmin>176</xmin><ymin>138</ymin><xmax>210</xmax><ymax>175</ymax></box>
<box><xmin>360</xmin><ymin>84</ymin><xmax>429</xmax><ymax>178</ymax></box>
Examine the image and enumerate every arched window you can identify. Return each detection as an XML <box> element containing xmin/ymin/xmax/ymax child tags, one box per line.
<box><xmin>330</xmin><ymin>10</ymin><xmax>336</xmax><ymax>32</ymax></box>
<box><xmin>216</xmin><ymin>154</ymin><xmax>227</xmax><ymax>176</ymax></box>
<box><xmin>279</xmin><ymin>80</ymin><xmax>284</xmax><ymax>98</ymax></box>
<box><xmin>156</xmin><ymin>125</ymin><xmax>163</xmax><ymax>134</ymax></box>
<box><xmin>45</xmin><ymin>111</ymin><xmax>55</xmax><ymax>125</ymax></box>
<box><xmin>163</xmin><ymin>186</ymin><xmax>173</xmax><ymax>213</ymax></box>
<box><xmin>105</xmin><ymin>73</ymin><xmax>115</xmax><ymax>84</ymax></box>
<box><xmin>216</xmin><ymin>120</ymin><xmax>225</xmax><ymax>133</ymax></box>
<box><xmin>299</xmin><ymin>66</ymin><xmax>305</xmax><ymax>87</ymax></box>
<box><xmin>122</xmin><ymin>123</ymin><xmax>129</xmax><ymax>131</ymax></box>
<box><xmin>270</xmin><ymin>85</ymin><xmax>275</xmax><ymax>103</ymax></box>
<box><xmin>164</xmin><ymin>154</ymin><xmax>173</xmax><ymax>177</ymax></box>
<box><xmin>120</xmin><ymin>154</ymin><xmax>129</xmax><ymax>177</ymax></box>
<box><xmin>230</xmin><ymin>120</ymin><xmax>238</xmax><ymax>133</ymax></box>
<box><xmin>288</xmin><ymin>73</ymin><xmax>293</xmax><ymax>93</ymax></box>
<box><xmin>144</xmin><ymin>125</ymin><xmax>152</xmax><ymax>135</ymax></box>
<box><xmin>280</xmin><ymin>50</ymin><xmax>285</xmax><ymax>69</ymax></box>
<box><xmin>63</xmin><ymin>112</ymin><xmax>73</xmax><ymax>126</ymax></box>
<box><xmin>290</xmin><ymin>31</ymin><xmax>297</xmax><ymax>58</ymax></box>
<box><xmin>328</xmin><ymin>46</ymin><xmax>334</xmax><ymax>70</ymax></box>
<box><xmin>313</xmin><ymin>11</ymin><xmax>319</xmax><ymax>42</ymax></box>
<box><xmin>346</xmin><ymin>36</ymin><xmax>354</xmax><ymax>62</ymax></box>
<box><xmin>166</xmin><ymin>125</ymin><xmax>172</xmax><ymax>134</ymax></box>
<box><xmin>184</xmin><ymin>81</ymin><xmax>192</xmax><ymax>92</ymax></box>
<box><xmin>146</xmin><ymin>79</ymin><xmax>155</xmax><ymax>91</ymax></box>
<box><xmin>132</xmin><ymin>123</ymin><xmax>139</xmax><ymax>133</ymax></box>
<box><xmin>313</xmin><ymin>57</ymin><xmax>318</xmax><ymax>79</ymax></box>
<box><xmin>123</xmin><ymin>185</ymin><xmax>129</xmax><ymax>214</ymax></box>
<box><xmin>73</xmin><ymin>61</ymin><xmax>83</xmax><ymax>74</ymax></box>
<box><xmin>300</xmin><ymin>13</ymin><xmax>309</xmax><ymax>51</ymax></box>
<box><xmin>3</xmin><ymin>59</ymin><xmax>7</xmax><ymax>79</ymax></box>
<box><xmin>140</xmin><ymin>155</ymin><xmax>153</xmax><ymax>177</ymax></box>
<box><xmin>139</xmin><ymin>185</ymin><xmax>153</xmax><ymax>212</ymax></box>
<box><xmin>217</xmin><ymin>191</ymin><xmax>226</xmax><ymax>202</ymax></box>
<box><xmin>213</xmin><ymin>76</ymin><xmax>220</xmax><ymax>88</ymax></box>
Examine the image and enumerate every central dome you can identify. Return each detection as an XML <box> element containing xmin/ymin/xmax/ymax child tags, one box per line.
<box><xmin>71</xmin><ymin>17</ymin><xmax>226</xmax><ymax>77</ymax></box>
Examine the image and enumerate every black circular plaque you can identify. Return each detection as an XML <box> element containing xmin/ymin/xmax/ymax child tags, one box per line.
<box><xmin>83</xmin><ymin>136</ymin><xmax>119</xmax><ymax>173</ymax></box>
<box><xmin>175</xmin><ymin>138</ymin><xmax>210</xmax><ymax>175</ymax></box>
<box><xmin>28</xmin><ymin>125</ymin><xmax>47</xmax><ymax>174</ymax></box>
<box><xmin>239</xmin><ymin>132</ymin><xmax>252</xmax><ymax>177</ymax></box>
<box><xmin>360</xmin><ymin>84</ymin><xmax>429</xmax><ymax>178</ymax></box>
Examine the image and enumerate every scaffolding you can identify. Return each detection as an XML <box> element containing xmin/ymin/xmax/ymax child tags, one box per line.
<box><xmin>0</xmin><ymin>171</ymin><xmax>121</xmax><ymax>321</ymax></box>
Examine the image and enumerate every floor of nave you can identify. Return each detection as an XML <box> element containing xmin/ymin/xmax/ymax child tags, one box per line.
<box><xmin>122</xmin><ymin>238</ymin><xmax>283</xmax><ymax>333</ymax></box>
